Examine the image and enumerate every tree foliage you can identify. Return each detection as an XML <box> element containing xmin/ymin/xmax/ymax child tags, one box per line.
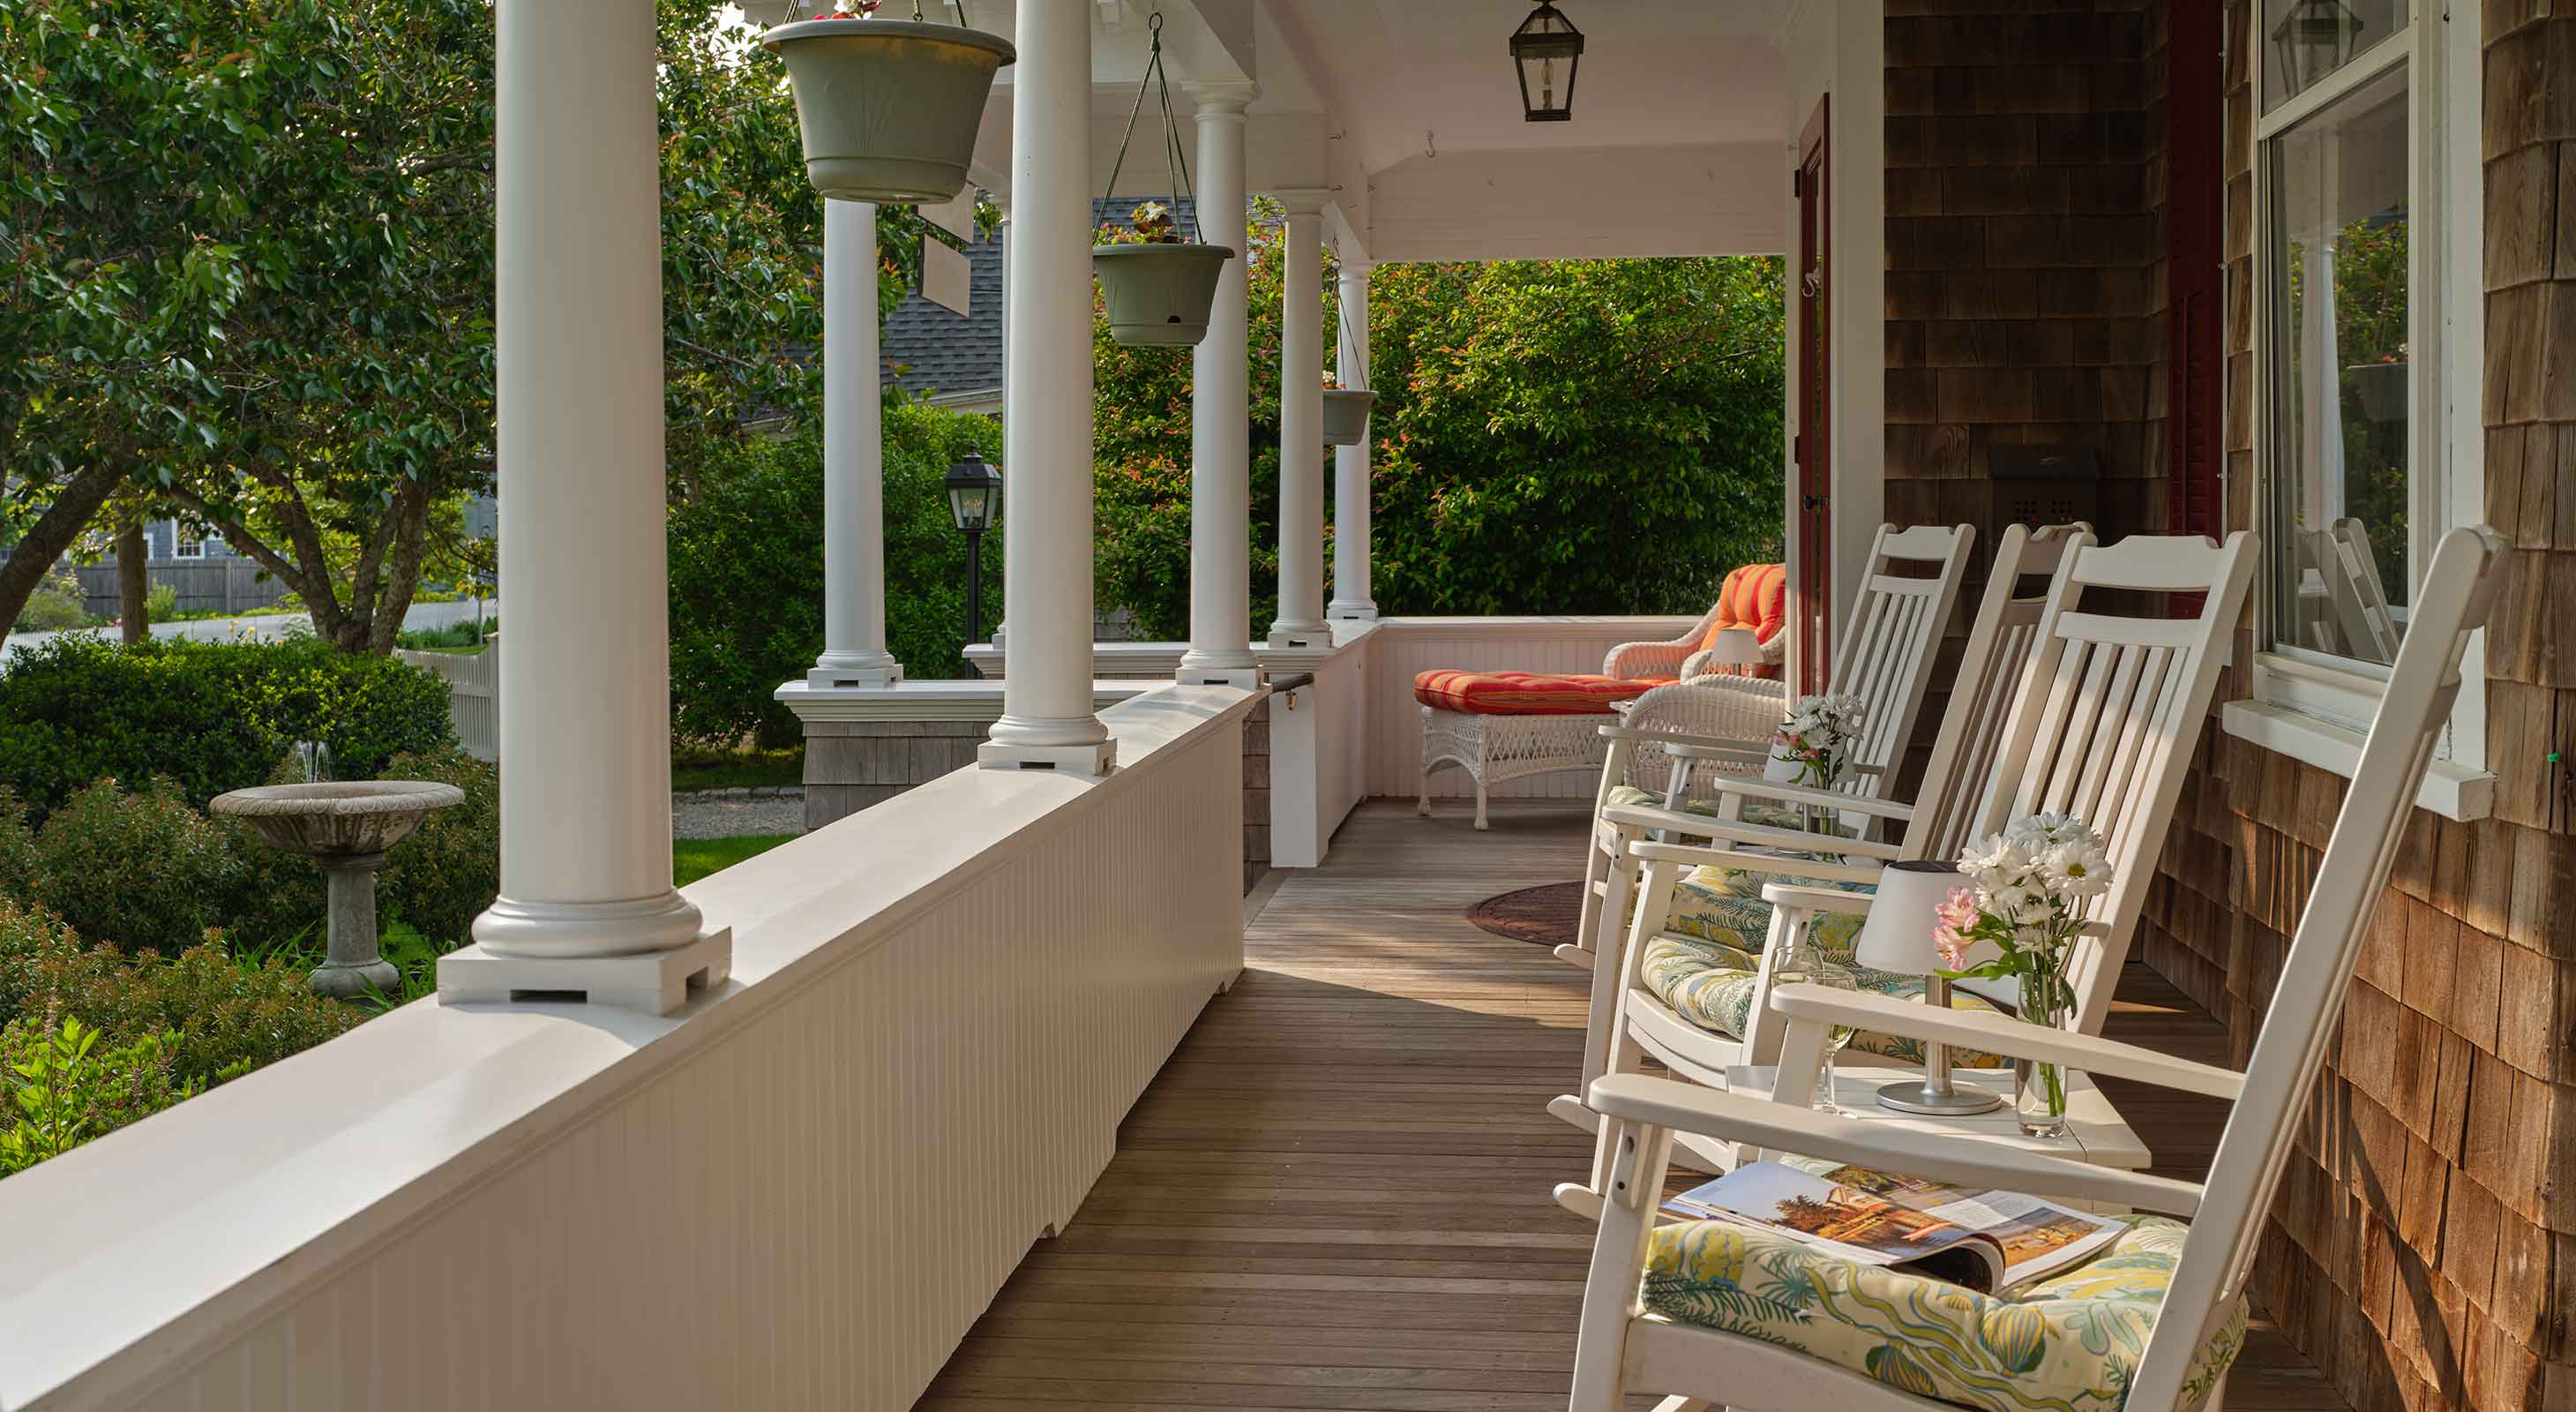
<box><xmin>2</xmin><ymin>0</ymin><xmax>945</xmax><ymax>650</ymax></box>
<box><xmin>1090</xmin><ymin>214</ymin><xmax>1786</xmax><ymax>639</ymax></box>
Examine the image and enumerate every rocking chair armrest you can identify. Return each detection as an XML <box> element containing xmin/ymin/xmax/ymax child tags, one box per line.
<box><xmin>1707</xmin><ymin>776</ymin><xmax>1915</xmax><ymax>820</ymax></box>
<box><xmin>1624</xmin><ymin>840</ymin><xmax>1891</xmax><ymax>888</ymax></box>
<box><xmin>1585</xmin><ymin>1074</ymin><xmax>2205</xmax><ymax>1218</ymax></box>
<box><xmin>1604</xmin><ymin>801</ymin><xmax>1901</xmax><ymax>859</ymax></box>
<box><xmin>1755</xmin><ymin>882</ymin><xmax>1883</xmax><ymax>916</ymax></box>
<box><xmin>1766</xmin><ymin>985</ymin><xmax>2248</xmax><ymax>1100</ymax></box>
<box><xmin>1592</xmin><ymin>725</ymin><xmax>1774</xmax><ymax>764</ymax></box>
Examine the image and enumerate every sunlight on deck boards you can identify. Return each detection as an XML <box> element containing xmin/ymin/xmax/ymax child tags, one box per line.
<box><xmin>917</xmin><ymin>800</ymin><xmax>2348</xmax><ymax>1411</ymax></box>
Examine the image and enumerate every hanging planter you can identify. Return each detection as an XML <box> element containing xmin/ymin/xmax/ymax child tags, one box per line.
<box><xmin>1090</xmin><ymin>14</ymin><xmax>1234</xmax><ymax>349</ymax></box>
<box><xmin>1322</xmin><ymin>387</ymin><xmax>1375</xmax><ymax>446</ymax></box>
<box><xmin>764</xmin><ymin>3</ymin><xmax>1015</xmax><ymax>205</ymax></box>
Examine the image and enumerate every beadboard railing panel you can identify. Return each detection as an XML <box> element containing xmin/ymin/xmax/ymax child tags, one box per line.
<box><xmin>0</xmin><ymin>686</ymin><xmax>1254</xmax><ymax>1412</ymax></box>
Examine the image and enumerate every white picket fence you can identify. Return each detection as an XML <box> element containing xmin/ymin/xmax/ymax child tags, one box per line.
<box><xmin>393</xmin><ymin>647</ymin><xmax>498</xmax><ymax>761</ymax></box>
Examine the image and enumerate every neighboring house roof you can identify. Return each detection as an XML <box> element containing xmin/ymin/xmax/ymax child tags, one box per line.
<box><xmin>880</xmin><ymin>197</ymin><xmax>1207</xmax><ymax>407</ymax></box>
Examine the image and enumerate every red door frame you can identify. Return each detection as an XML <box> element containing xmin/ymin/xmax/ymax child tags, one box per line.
<box><xmin>1793</xmin><ymin>97</ymin><xmax>1832</xmax><ymax>693</ymax></box>
<box><xmin>2167</xmin><ymin>0</ymin><xmax>2224</xmax><ymax>614</ymax></box>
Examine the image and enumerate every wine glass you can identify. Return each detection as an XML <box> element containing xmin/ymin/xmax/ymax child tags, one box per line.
<box><xmin>1771</xmin><ymin>922</ymin><xmax>1861</xmax><ymax>1114</ymax></box>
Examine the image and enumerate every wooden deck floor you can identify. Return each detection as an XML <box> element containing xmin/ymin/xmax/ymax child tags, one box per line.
<box><xmin>920</xmin><ymin>800</ymin><xmax>2348</xmax><ymax>1411</ymax></box>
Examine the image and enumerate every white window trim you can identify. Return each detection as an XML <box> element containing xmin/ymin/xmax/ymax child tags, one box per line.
<box><xmin>2229</xmin><ymin>0</ymin><xmax>2491</xmax><ymax>822</ymax></box>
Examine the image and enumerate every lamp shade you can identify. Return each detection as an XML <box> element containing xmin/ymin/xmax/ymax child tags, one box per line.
<box><xmin>1853</xmin><ymin>860</ymin><xmax>1985</xmax><ymax>973</ymax></box>
<box><xmin>1702</xmin><ymin>626</ymin><xmax>1764</xmax><ymax>666</ymax></box>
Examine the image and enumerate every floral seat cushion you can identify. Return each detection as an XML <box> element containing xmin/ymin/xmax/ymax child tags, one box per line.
<box><xmin>1637</xmin><ymin>864</ymin><xmax>2012</xmax><ymax>1069</ymax></box>
<box><xmin>1604</xmin><ymin>784</ymin><xmax>1807</xmax><ymax>832</ymax></box>
<box><xmin>1642</xmin><ymin>1213</ymin><xmax>2245</xmax><ymax>1411</ymax></box>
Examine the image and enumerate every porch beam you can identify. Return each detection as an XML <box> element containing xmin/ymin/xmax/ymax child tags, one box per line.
<box><xmin>443</xmin><ymin>0</ymin><xmax>726</xmax><ymax>1011</ymax></box>
<box><xmin>981</xmin><ymin>0</ymin><xmax>1114</xmax><ymax>775</ymax></box>
<box><xmin>810</xmin><ymin>198</ymin><xmax>902</xmax><ymax>688</ymax></box>
<box><xmin>1179</xmin><ymin>84</ymin><xmax>1261</xmax><ymax>687</ymax></box>
<box><xmin>1327</xmin><ymin>256</ymin><xmax>1375</xmax><ymax>621</ymax></box>
<box><xmin>1268</xmin><ymin>190</ymin><xmax>1330</xmax><ymax>650</ymax></box>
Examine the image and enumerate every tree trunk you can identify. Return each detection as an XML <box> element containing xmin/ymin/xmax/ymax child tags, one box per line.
<box><xmin>0</xmin><ymin>464</ymin><xmax>124</xmax><ymax>637</ymax></box>
<box><xmin>117</xmin><ymin>518</ymin><xmax>148</xmax><ymax>645</ymax></box>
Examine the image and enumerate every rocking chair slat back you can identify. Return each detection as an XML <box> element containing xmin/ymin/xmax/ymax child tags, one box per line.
<box><xmin>1907</xmin><ymin>524</ymin><xmax>2091</xmax><ymax>862</ymax></box>
<box><xmin>1815</xmin><ymin>523</ymin><xmax>1977</xmax><ymax>791</ymax></box>
<box><xmin>1971</xmin><ymin>532</ymin><xmax>2258</xmax><ymax>1033</ymax></box>
<box><xmin>2125</xmin><ymin>526</ymin><xmax>2502</xmax><ymax>1409</ymax></box>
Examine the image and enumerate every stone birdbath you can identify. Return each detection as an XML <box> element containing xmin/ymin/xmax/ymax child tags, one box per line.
<box><xmin>211</xmin><ymin>781</ymin><xmax>466</xmax><ymax>999</ymax></box>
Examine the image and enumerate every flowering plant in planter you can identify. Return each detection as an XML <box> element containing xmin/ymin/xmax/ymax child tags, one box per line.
<box><xmin>1933</xmin><ymin>812</ymin><xmax>2114</xmax><ymax>1137</ymax></box>
<box><xmin>1097</xmin><ymin>201</ymin><xmax>1187</xmax><ymax>247</ymax></box>
<box><xmin>1771</xmin><ymin>691</ymin><xmax>1864</xmax><ymax>790</ymax></box>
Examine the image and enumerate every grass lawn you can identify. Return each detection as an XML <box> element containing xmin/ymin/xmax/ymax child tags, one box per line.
<box><xmin>673</xmin><ymin>833</ymin><xmax>797</xmax><ymax>886</ymax></box>
<box><xmin>670</xmin><ymin>747</ymin><xmax>804</xmax><ymax>792</ymax></box>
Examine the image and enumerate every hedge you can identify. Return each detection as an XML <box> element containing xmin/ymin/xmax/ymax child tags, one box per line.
<box><xmin>667</xmin><ymin>402</ymin><xmax>1004</xmax><ymax>748</ymax></box>
<box><xmin>0</xmin><ymin>635</ymin><xmax>455</xmax><ymax>819</ymax></box>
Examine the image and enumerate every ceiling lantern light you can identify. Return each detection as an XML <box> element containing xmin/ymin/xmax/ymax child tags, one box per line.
<box><xmin>1510</xmin><ymin>3</ymin><xmax>1584</xmax><ymax>124</ymax></box>
<box><xmin>2272</xmin><ymin>0</ymin><xmax>2365</xmax><ymax>100</ymax></box>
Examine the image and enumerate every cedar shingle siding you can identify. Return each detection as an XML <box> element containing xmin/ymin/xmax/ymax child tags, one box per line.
<box><xmin>1890</xmin><ymin>2</ymin><xmax>2574</xmax><ymax>1407</ymax></box>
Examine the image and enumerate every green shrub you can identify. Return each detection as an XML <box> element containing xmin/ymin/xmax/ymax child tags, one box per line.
<box><xmin>0</xmin><ymin>635</ymin><xmax>278</xmax><ymax>816</ymax></box>
<box><xmin>162</xmin><ymin>636</ymin><xmax>454</xmax><ymax>781</ymax></box>
<box><xmin>28</xmin><ymin>778</ymin><xmax>240</xmax><ymax>956</ymax></box>
<box><xmin>0</xmin><ymin>903</ymin><xmax>361</xmax><ymax>1089</ymax></box>
<box><xmin>0</xmin><ymin>1013</ymin><xmax>197</xmax><ymax>1177</ymax></box>
<box><xmin>145</xmin><ymin>582</ymin><xmax>177</xmax><ymax>621</ymax></box>
<box><xmin>375</xmin><ymin>748</ymin><xmax>498</xmax><ymax>944</ymax></box>
<box><xmin>0</xmin><ymin>635</ymin><xmax>454</xmax><ymax>818</ymax></box>
<box><xmin>667</xmin><ymin>402</ymin><xmax>1003</xmax><ymax>748</ymax></box>
<box><xmin>10</xmin><ymin>566</ymin><xmax>90</xmax><ymax>633</ymax></box>
<box><xmin>0</xmin><ymin>788</ymin><xmax>36</xmax><ymax>904</ymax></box>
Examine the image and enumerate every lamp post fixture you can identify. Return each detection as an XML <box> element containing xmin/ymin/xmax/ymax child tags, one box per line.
<box><xmin>2271</xmin><ymin>0</ymin><xmax>2364</xmax><ymax>99</ymax></box>
<box><xmin>1510</xmin><ymin>3</ymin><xmax>1584</xmax><ymax>123</ymax></box>
<box><xmin>946</xmin><ymin>449</ymin><xmax>1001</xmax><ymax>677</ymax></box>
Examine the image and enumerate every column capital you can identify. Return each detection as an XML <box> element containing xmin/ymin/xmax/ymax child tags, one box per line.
<box><xmin>1271</xmin><ymin>187</ymin><xmax>1334</xmax><ymax>217</ymax></box>
<box><xmin>1186</xmin><ymin>81</ymin><xmax>1260</xmax><ymax>116</ymax></box>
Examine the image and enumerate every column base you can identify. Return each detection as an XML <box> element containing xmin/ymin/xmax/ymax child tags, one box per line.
<box><xmin>437</xmin><ymin>927</ymin><xmax>733</xmax><ymax>1016</ymax></box>
<box><xmin>1178</xmin><ymin>666</ymin><xmax>1263</xmax><ymax>689</ymax></box>
<box><xmin>807</xmin><ymin>657</ymin><xmax>903</xmax><ymax>689</ymax></box>
<box><xmin>1267</xmin><ymin>622</ymin><xmax>1331</xmax><ymax>650</ymax></box>
<box><xmin>1326</xmin><ymin>601</ymin><xmax>1379</xmax><ymax>621</ymax></box>
<box><xmin>979</xmin><ymin>738</ymin><xmax>1119</xmax><ymax>776</ymax></box>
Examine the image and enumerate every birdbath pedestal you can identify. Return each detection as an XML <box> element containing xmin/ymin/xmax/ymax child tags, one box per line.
<box><xmin>211</xmin><ymin>781</ymin><xmax>466</xmax><ymax>999</ymax></box>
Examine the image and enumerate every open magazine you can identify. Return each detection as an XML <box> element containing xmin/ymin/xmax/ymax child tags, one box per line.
<box><xmin>1661</xmin><ymin>1160</ymin><xmax>2123</xmax><ymax>1295</ymax></box>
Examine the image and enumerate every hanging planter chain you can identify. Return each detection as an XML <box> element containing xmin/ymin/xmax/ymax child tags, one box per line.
<box><xmin>1101</xmin><ymin>13</ymin><xmax>1201</xmax><ymax>242</ymax></box>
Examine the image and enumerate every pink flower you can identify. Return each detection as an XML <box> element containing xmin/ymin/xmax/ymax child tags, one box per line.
<box><xmin>1932</xmin><ymin>925</ymin><xmax>1968</xmax><ymax>971</ymax></box>
<box><xmin>1930</xmin><ymin>889</ymin><xmax>1978</xmax><ymax>969</ymax></box>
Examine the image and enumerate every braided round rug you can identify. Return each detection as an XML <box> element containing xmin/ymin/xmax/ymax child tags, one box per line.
<box><xmin>1464</xmin><ymin>882</ymin><xmax>1587</xmax><ymax>948</ymax></box>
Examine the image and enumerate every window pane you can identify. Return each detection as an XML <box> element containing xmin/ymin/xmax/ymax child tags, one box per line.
<box><xmin>2265</xmin><ymin>65</ymin><xmax>2408</xmax><ymax>666</ymax></box>
<box><xmin>2261</xmin><ymin>0</ymin><xmax>2408</xmax><ymax>114</ymax></box>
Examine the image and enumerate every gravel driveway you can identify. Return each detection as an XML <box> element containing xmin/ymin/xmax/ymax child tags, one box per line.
<box><xmin>671</xmin><ymin>789</ymin><xmax>805</xmax><ymax>839</ymax></box>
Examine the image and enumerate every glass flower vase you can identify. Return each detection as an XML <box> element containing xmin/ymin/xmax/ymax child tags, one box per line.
<box><xmin>2013</xmin><ymin>960</ymin><xmax>2075</xmax><ymax>1139</ymax></box>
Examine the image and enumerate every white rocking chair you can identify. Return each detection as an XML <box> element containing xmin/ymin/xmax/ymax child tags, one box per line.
<box><xmin>1564</xmin><ymin>524</ymin><xmax>1977</xmax><ymax>968</ymax></box>
<box><xmin>1561</xmin><ymin>524</ymin><xmax>2503</xmax><ymax>1412</ymax></box>
<box><xmin>1554</xmin><ymin>532</ymin><xmax>2259</xmax><ymax>1162</ymax></box>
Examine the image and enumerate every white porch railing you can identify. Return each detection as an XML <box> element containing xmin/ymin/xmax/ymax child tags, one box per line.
<box><xmin>0</xmin><ymin>684</ymin><xmax>1254</xmax><ymax>1412</ymax></box>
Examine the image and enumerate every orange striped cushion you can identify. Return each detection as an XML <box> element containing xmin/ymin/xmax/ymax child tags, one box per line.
<box><xmin>1413</xmin><ymin>670</ymin><xmax>1669</xmax><ymax>717</ymax></box>
<box><xmin>1702</xmin><ymin>562</ymin><xmax>1788</xmax><ymax>680</ymax></box>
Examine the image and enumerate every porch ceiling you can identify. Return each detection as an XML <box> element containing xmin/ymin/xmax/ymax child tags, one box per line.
<box><xmin>954</xmin><ymin>0</ymin><xmax>1793</xmax><ymax>264</ymax></box>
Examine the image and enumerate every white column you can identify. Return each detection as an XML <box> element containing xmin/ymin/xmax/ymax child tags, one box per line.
<box><xmin>989</xmin><ymin>194</ymin><xmax>1011</xmax><ymax>650</ymax></box>
<box><xmin>443</xmin><ymin>0</ymin><xmax>727</xmax><ymax>1013</ymax></box>
<box><xmin>811</xmin><ymin>198</ymin><xmax>902</xmax><ymax>687</ymax></box>
<box><xmin>1178</xmin><ymin>86</ymin><xmax>1260</xmax><ymax>686</ymax></box>
<box><xmin>1327</xmin><ymin>258</ymin><xmax>1376</xmax><ymax>621</ymax></box>
<box><xmin>980</xmin><ymin>3</ymin><xmax>1113</xmax><ymax>774</ymax></box>
<box><xmin>1269</xmin><ymin>192</ymin><xmax>1329</xmax><ymax>649</ymax></box>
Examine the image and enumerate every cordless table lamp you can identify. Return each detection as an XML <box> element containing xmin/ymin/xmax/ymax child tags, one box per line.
<box><xmin>1852</xmin><ymin>860</ymin><xmax>2005</xmax><ymax>1115</ymax></box>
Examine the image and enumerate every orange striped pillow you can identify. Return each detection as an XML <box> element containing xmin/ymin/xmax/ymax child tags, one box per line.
<box><xmin>1700</xmin><ymin>564</ymin><xmax>1788</xmax><ymax>679</ymax></box>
